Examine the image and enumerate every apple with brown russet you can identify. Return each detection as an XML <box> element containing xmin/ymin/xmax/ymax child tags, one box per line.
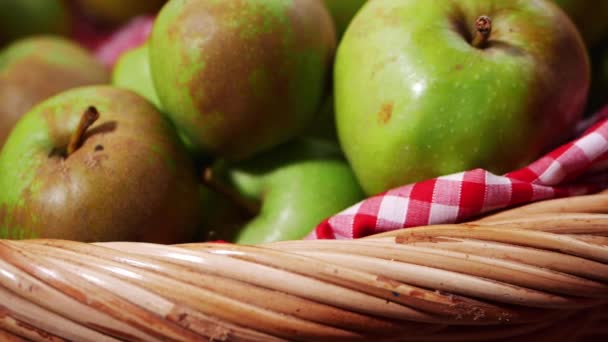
<box><xmin>0</xmin><ymin>86</ymin><xmax>202</xmax><ymax>243</ymax></box>
<box><xmin>148</xmin><ymin>0</ymin><xmax>337</xmax><ymax>161</ymax></box>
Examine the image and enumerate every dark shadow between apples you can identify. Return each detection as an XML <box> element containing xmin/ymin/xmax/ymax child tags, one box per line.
<box><xmin>486</xmin><ymin>40</ymin><xmax>526</xmax><ymax>57</ymax></box>
<box><xmin>230</xmin><ymin>138</ymin><xmax>347</xmax><ymax>177</ymax></box>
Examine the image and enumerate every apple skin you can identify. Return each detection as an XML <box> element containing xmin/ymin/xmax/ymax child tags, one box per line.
<box><xmin>210</xmin><ymin>138</ymin><xmax>365</xmax><ymax>244</ymax></box>
<box><xmin>0</xmin><ymin>0</ymin><xmax>70</xmax><ymax>45</ymax></box>
<box><xmin>0</xmin><ymin>36</ymin><xmax>109</xmax><ymax>148</ymax></box>
<box><xmin>335</xmin><ymin>0</ymin><xmax>590</xmax><ymax>195</ymax></box>
<box><xmin>112</xmin><ymin>43</ymin><xmax>161</xmax><ymax>109</ymax></box>
<box><xmin>324</xmin><ymin>0</ymin><xmax>367</xmax><ymax>38</ymax></box>
<box><xmin>149</xmin><ymin>0</ymin><xmax>336</xmax><ymax>161</ymax></box>
<box><xmin>0</xmin><ymin>86</ymin><xmax>202</xmax><ymax>243</ymax></box>
<box><xmin>552</xmin><ymin>0</ymin><xmax>608</xmax><ymax>48</ymax></box>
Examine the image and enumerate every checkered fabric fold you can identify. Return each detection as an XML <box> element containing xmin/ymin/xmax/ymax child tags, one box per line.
<box><xmin>308</xmin><ymin>107</ymin><xmax>608</xmax><ymax>240</ymax></box>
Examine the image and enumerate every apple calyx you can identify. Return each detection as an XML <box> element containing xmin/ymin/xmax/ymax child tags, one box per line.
<box><xmin>202</xmin><ymin>167</ymin><xmax>261</xmax><ymax>218</ymax></box>
<box><xmin>67</xmin><ymin>106</ymin><xmax>100</xmax><ymax>156</ymax></box>
<box><xmin>471</xmin><ymin>15</ymin><xmax>492</xmax><ymax>48</ymax></box>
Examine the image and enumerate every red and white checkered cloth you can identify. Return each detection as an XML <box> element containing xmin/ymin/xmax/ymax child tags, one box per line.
<box><xmin>308</xmin><ymin>106</ymin><xmax>608</xmax><ymax>240</ymax></box>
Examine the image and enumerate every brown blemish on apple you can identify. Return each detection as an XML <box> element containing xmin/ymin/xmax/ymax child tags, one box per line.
<box><xmin>377</xmin><ymin>103</ymin><xmax>394</xmax><ymax>125</ymax></box>
<box><xmin>453</xmin><ymin>64</ymin><xmax>464</xmax><ymax>70</ymax></box>
<box><xmin>371</xmin><ymin>56</ymin><xmax>399</xmax><ymax>79</ymax></box>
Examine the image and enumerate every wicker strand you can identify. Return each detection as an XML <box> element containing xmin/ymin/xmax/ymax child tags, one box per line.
<box><xmin>0</xmin><ymin>194</ymin><xmax>606</xmax><ymax>341</ymax></box>
<box><xmin>477</xmin><ymin>193</ymin><xmax>608</xmax><ymax>222</ymax></box>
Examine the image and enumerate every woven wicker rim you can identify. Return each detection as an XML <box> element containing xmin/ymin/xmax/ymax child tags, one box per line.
<box><xmin>0</xmin><ymin>193</ymin><xmax>606</xmax><ymax>341</ymax></box>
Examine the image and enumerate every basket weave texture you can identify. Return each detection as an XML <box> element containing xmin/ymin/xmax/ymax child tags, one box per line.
<box><xmin>0</xmin><ymin>192</ymin><xmax>607</xmax><ymax>341</ymax></box>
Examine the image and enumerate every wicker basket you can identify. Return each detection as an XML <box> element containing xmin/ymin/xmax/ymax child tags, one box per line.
<box><xmin>0</xmin><ymin>190</ymin><xmax>606</xmax><ymax>341</ymax></box>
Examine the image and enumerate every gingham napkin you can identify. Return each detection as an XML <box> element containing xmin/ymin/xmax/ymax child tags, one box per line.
<box><xmin>93</xmin><ymin>16</ymin><xmax>154</xmax><ymax>67</ymax></box>
<box><xmin>308</xmin><ymin>107</ymin><xmax>608</xmax><ymax>240</ymax></box>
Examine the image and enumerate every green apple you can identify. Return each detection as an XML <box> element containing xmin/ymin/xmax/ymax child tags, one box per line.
<box><xmin>335</xmin><ymin>0</ymin><xmax>590</xmax><ymax>195</ymax></box>
<box><xmin>552</xmin><ymin>0</ymin><xmax>608</xmax><ymax>48</ymax></box>
<box><xmin>0</xmin><ymin>86</ymin><xmax>202</xmax><ymax>243</ymax></box>
<box><xmin>0</xmin><ymin>0</ymin><xmax>70</xmax><ymax>45</ymax></box>
<box><xmin>324</xmin><ymin>0</ymin><xmax>367</xmax><ymax>38</ymax></box>
<box><xmin>149</xmin><ymin>0</ymin><xmax>336</xmax><ymax>161</ymax></box>
<box><xmin>112</xmin><ymin>43</ymin><xmax>161</xmax><ymax>109</ymax></box>
<box><xmin>0</xmin><ymin>35</ymin><xmax>109</xmax><ymax>148</ymax></box>
<box><xmin>76</xmin><ymin>0</ymin><xmax>166</xmax><ymax>27</ymax></box>
<box><xmin>204</xmin><ymin>137</ymin><xmax>365</xmax><ymax>244</ymax></box>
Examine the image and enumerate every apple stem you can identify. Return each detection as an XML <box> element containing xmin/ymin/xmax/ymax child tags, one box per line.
<box><xmin>67</xmin><ymin>106</ymin><xmax>100</xmax><ymax>156</ymax></box>
<box><xmin>471</xmin><ymin>15</ymin><xmax>492</xmax><ymax>48</ymax></box>
<box><xmin>202</xmin><ymin>167</ymin><xmax>261</xmax><ymax>217</ymax></box>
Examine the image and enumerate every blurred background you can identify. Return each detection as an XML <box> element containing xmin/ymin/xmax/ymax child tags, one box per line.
<box><xmin>0</xmin><ymin>0</ymin><xmax>162</xmax><ymax>46</ymax></box>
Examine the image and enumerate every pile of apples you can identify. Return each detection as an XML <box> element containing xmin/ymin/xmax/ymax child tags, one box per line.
<box><xmin>0</xmin><ymin>0</ymin><xmax>604</xmax><ymax>245</ymax></box>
